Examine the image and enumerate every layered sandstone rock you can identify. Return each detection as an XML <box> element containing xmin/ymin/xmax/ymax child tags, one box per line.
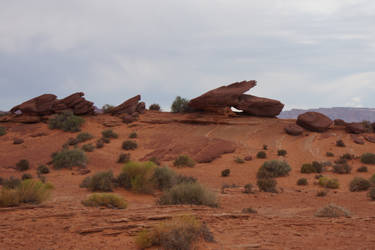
<box><xmin>297</xmin><ymin>112</ymin><xmax>333</xmax><ymax>132</ymax></box>
<box><xmin>109</xmin><ymin>95</ymin><xmax>145</xmax><ymax>116</ymax></box>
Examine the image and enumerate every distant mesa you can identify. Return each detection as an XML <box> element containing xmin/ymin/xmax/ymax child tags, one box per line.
<box><xmin>188</xmin><ymin>80</ymin><xmax>284</xmax><ymax>117</ymax></box>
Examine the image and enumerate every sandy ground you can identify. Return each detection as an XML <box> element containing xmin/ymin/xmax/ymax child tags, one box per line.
<box><xmin>1</xmin><ymin>111</ymin><xmax>375</xmax><ymax>250</ymax></box>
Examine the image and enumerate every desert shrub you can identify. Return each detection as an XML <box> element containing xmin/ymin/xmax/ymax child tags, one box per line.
<box><xmin>158</xmin><ymin>182</ymin><xmax>218</xmax><ymax>207</ymax></box>
<box><xmin>52</xmin><ymin>149</ymin><xmax>87</xmax><ymax>169</ymax></box>
<box><xmin>129</xmin><ymin>132</ymin><xmax>137</xmax><ymax>138</ymax></box>
<box><xmin>117</xmin><ymin>161</ymin><xmax>156</xmax><ymax>193</ymax></box>
<box><xmin>67</xmin><ymin>137</ymin><xmax>79</xmax><ymax>146</ymax></box>
<box><xmin>368</xmin><ymin>187</ymin><xmax>375</xmax><ymax>201</ymax></box>
<box><xmin>317</xmin><ymin>190</ymin><xmax>328</xmax><ymax>197</ymax></box>
<box><xmin>149</xmin><ymin>157</ymin><xmax>161</xmax><ymax>166</ymax></box>
<box><xmin>221</xmin><ymin>169</ymin><xmax>230</xmax><ymax>177</ymax></box>
<box><xmin>82</xmin><ymin>171</ymin><xmax>115</xmax><ymax>192</ymax></box>
<box><xmin>301</xmin><ymin>163</ymin><xmax>314</xmax><ymax>173</ymax></box>
<box><xmin>152</xmin><ymin>166</ymin><xmax>177</xmax><ymax>190</ymax></box>
<box><xmin>349</xmin><ymin>177</ymin><xmax>370</xmax><ymax>192</ymax></box>
<box><xmin>243</xmin><ymin>183</ymin><xmax>254</xmax><ymax>194</ymax></box>
<box><xmin>81</xmin><ymin>143</ymin><xmax>95</xmax><ymax>152</ymax></box>
<box><xmin>102</xmin><ymin>104</ymin><xmax>114</xmax><ymax>114</ymax></box>
<box><xmin>257</xmin><ymin>178</ymin><xmax>277</xmax><ymax>193</ymax></box>
<box><xmin>336</xmin><ymin>139</ymin><xmax>345</xmax><ymax>147</ymax></box>
<box><xmin>0</xmin><ymin>126</ymin><xmax>6</xmax><ymax>136</ymax></box>
<box><xmin>149</xmin><ymin>103</ymin><xmax>161</xmax><ymax>111</ymax></box>
<box><xmin>174</xmin><ymin>155</ymin><xmax>195</xmax><ymax>168</ymax></box>
<box><xmin>122</xmin><ymin>140</ymin><xmax>138</xmax><ymax>150</ymax></box>
<box><xmin>370</xmin><ymin>174</ymin><xmax>375</xmax><ymax>184</ymax></box>
<box><xmin>0</xmin><ymin>188</ymin><xmax>20</xmax><ymax>207</ymax></box>
<box><xmin>360</xmin><ymin>153</ymin><xmax>375</xmax><ymax>164</ymax></box>
<box><xmin>242</xmin><ymin>207</ymin><xmax>257</xmax><ymax>214</ymax></box>
<box><xmin>333</xmin><ymin>163</ymin><xmax>351</xmax><ymax>174</ymax></box>
<box><xmin>171</xmin><ymin>96</ymin><xmax>190</xmax><ymax>113</ymax></box>
<box><xmin>297</xmin><ymin>178</ymin><xmax>308</xmax><ymax>186</ymax></box>
<box><xmin>48</xmin><ymin>111</ymin><xmax>84</xmax><ymax>132</ymax></box>
<box><xmin>263</xmin><ymin>144</ymin><xmax>268</xmax><ymax>150</ymax></box>
<box><xmin>315</xmin><ymin>204</ymin><xmax>351</xmax><ymax>218</ymax></box>
<box><xmin>256</xmin><ymin>151</ymin><xmax>266</xmax><ymax>159</ymax></box>
<box><xmin>22</xmin><ymin>173</ymin><xmax>32</xmax><ymax>180</ymax></box>
<box><xmin>257</xmin><ymin>160</ymin><xmax>291</xmax><ymax>179</ymax></box>
<box><xmin>117</xmin><ymin>153</ymin><xmax>130</xmax><ymax>163</ymax></box>
<box><xmin>357</xmin><ymin>166</ymin><xmax>368</xmax><ymax>172</ymax></box>
<box><xmin>234</xmin><ymin>157</ymin><xmax>245</xmax><ymax>164</ymax></box>
<box><xmin>315</xmin><ymin>174</ymin><xmax>324</xmax><ymax>180</ymax></box>
<box><xmin>16</xmin><ymin>159</ymin><xmax>30</xmax><ymax>171</ymax></box>
<box><xmin>319</xmin><ymin>177</ymin><xmax>339</xmax><ymax>189</ymax></box>
<box><xmin>76</xmin><ymin>132</ymin><xmax>93</xmax><ymax>143</ymax></box>
<box><xmin>2</xmin><ymin>177</ymin><xmax>21</xmax><ymax>189</ymax></box>
<box><xmin>175</xmin><ymin>175</ymin><xmax>197</xmax><ymax>185</ymax></box>
<box><xmin>326</xmin><ymin>152</ymin><xmax>334</xmax><ymax>157</ymax></box>
<box><xmin>82</xmin><ymin>193</ymin><xmax>127</xmax><ymax>209</ymax></box>
<box><xmin>101</xmin><ymin>137</ymin><xmax>110</xmax><ymax>144</ymax></box>
<box><xmin>340</xmin><ymin>153</ymin><xmax>354</xmax><ymax>160</ymax></box>
<box><xmin>136</xmin><ymin>216</ymin><xmax>210</xmax><ymax>250</ymax></box>
<box><xmin>96</xmin><ymin>139</ymin><xmax>104</xmax><ymax>148</ymax></box>
<box><xmin>277</xmin><ymin>149</ymin><xmax>287</xmax><ymax>156</ymax></box>
<box><xmin>102</xmin><ymin>129</ymin><xmax>118</xmax><ymax>139</ymax></box>
<box><xmin>37</xmin><ymin>165</ymin><xmax>50</xmax><ymax>175</ymax></box>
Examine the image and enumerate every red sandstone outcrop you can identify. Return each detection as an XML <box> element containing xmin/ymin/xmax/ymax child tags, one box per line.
<box><xmin>109</xmin><ymin>95</ymin><xmax>145</xmax><ymax>116</ymax></box>
<box><xmin>345</xmin><ymin>123</ymin><xmax>366</xmax><ymax>134</ymax></box>
<box><xmin>284</xmin><ymin>124</ymin><xmax>304</xmax><ymax>136</ymax></box>
<box><xmin>296</xmin><ymin>112</ymin><xmax>333</xmax><ymax>132</ymax></box>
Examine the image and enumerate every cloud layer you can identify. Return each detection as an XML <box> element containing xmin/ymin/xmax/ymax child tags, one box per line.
<box><xmin>1</xmin><ymin>0</ymin><xmax>374</xmax><ymax>111</ymax></box>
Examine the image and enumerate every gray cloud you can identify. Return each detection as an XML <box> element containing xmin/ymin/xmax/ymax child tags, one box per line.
<box><xmin>1</xmin><ymin>0</ymin><xmax>374</xmax><ymax>111</ymax></box>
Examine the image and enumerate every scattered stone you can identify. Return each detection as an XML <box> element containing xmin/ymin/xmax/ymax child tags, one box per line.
<box><xmin>351</xmin><ymin>135</ymin><xmax>365</xmax><ymax>145</ymax></box>
<box><xmin>13</xmin><ymin>138</ymin><xmax>24</xmax><ymax>144</ymax></box>
<box><xmin>284</xmin><ymin>124</ymin><xmax>303</xmax><ymax>136</ymax></box>
<box><xmin>297</xmin><ymin>112</ymin><xmax>333</xmax><ymax>132</ymax></box>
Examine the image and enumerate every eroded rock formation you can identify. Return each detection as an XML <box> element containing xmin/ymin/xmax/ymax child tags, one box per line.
<box><xmin>297</xmin><ymin>112</ymin><xmax>333</xmax><ymax>132</ymax></box>
<box><xmin>188</xmin><ymin>80</ymin><xmax>284</xmax><ymax>117</ymax></box>
<box><xmin>284</xmin><ymin>124</ymin><xmax>304</xmax><ymax>136</ymax></box>
<box><xmin>109</xmin><ymin>95</ymin><xmax>145</xmax><ymax>116</ymax></box>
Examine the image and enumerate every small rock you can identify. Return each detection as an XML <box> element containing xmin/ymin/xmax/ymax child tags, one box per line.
<box><xmin>13</xmin><ymin>138</ymin><xmax>24</xmax><ymax>144</ymax></box>
<box><xmin>284</xmin><ymin>124</ymin><xmax>303</xmax><ymax>136</ymax></box>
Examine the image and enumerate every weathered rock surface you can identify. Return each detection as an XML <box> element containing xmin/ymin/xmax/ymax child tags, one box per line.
<box><xmin>109</xmin><ymin>95</ymin><xmax>142</xmax><ymax>116</ymax></box>
<box><xmin>10</xmin><ymin>94</ymin><xmax>57</xmax><ymax>115</ymax></box>
<box><xmin>297</xmin><ymin>112</ymin><xmax>333</xmax><ymax>132</ymax></box>
<box><xmin>351</xmin><ymin>135</ymin><xmax>365</xmax><ymax>145</ymax></box>
<box><xmin>188</xmin><ymin>81</ymin><xmax>284</xmax><ymax>117</ymax></box>
<box><xmin>346</xmin><ymin>123</ymin><xmax>366</xmax><ymax>134</ymax></box>
<box><xmin>284</xmin><ymin>124</ymin><xmax>304</xmax><ymax>136</ymax></box>
<box><xmin>364</xmin><ymin>135</ymin><xmax>375</xmax><ymax>143</ymax></box>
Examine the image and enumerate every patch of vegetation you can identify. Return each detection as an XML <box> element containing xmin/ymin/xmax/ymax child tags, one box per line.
<box><xmin>96</xmin><ymin>139</ymin><xmax>104</xmax><ymax>148</ymax></box>
<box><xmin>52</xmin><ymin>149</ymin><xmax>87</xmax><ymax>169</ymax></box>
<box><xmin>174</xmin><ymin>155</ymin><xmax>195</xmax><ymax>168</ymax></box>
<box><xmin>149</xmin><ymin>157</ymin><xmax>161</xmax><ymax>166</ymax></box>
<box><xmin>171</xmin><ymin>96</ymin><xmax>191</xmax><ymax>113</ymax></box>
<box><xmin>257</xmin><ymin>160</ymin><xmax>291</xmax><ymax>179</ymax></box>
<box><xmin>360</xmin><ymin>153</ymin><xmax>375</xmax><ymax>164</ymax></box>
<box><xmin>81</xmin><ymin>171</ymin><xmax>115</xmax><ymax>192</ymax></box>
<box><xmin>300</xmin><ymin>161</ymin><xmax>323</xmax><ymax>174</ymax></box>
<box><xmin>2</xmin><ymin>177</ymin><xmax>21</xmax><ymax>189</ymax></box>
<box><xmin>315</xmin><ymin>204</ymin><xmax>351</xmax><ymax>218</ymax></box>
<box><xmin>76</xmin><ymin>132</ymin><xmax>93</xmax><ymax>143</ymax></box>
<box><xmin>101</xmin><ymin>137</ymin><xmax>110</xmax><ymax>144</ymax></box>
<box><xmin>117</xmin><ymin>153</ymin><xmax>130</xmax><ymax>163</ymax></box>
<box><xmin>263</xmin><ymin>144</ymin><xmax>268</xmax><ymax>150</ymax></box>
<box><xmin>117</xmin><ymin>161</ymin><xmax>157</xmax><ymax>193</ymax></box>
<box><xmin>370</xmin><ymin>174</ymin><xmax>375</xmax><ymax>184</ymax></box>
<box><xmin>256</xmin><ymin>151</ymin><xmax>267</xmax><ymax>159</ymax></box>
<box><xmin>277</xmin><ymin>149</ymin><xmax>287</xmax><ymax>156</ymax></box>
<box><xmin>37</xmin><ymin>165</ymin><xmax>49</xmax><ymax>175</ymax></box>
<box><xmin>82</xmin><ymin>143</ymin><xmax>95</xmax><ymax>152</ymax></box>
<box><xmin>136</xmin><ymin>216</ymin><xmax>212</xmax><ymax>250</ymax></box>
<box><xmin>357</xmin><ymin>166</ymin><xmax>368</xmax><ymax>172</ymax></box>
<box><xmin>234</xmin><ymin>157</ymin><xmax>245</xmax><ymax>164</ymax></box>
<box><xmin>326</xmin><ymin>152</ymin><xmax>334</xmax><ymax>157</ymax></box>
<box><xmin>257</xmin><ymin>178</ymin><xmax>277</xmax><ymax>193</ymax></box>
<box><xmin>340</xmin><ymin>153</ymin><xmax>354</xmax><ymax>160</ymax></box>
<box><xmin>21</xmin><ymin>173</ymin><xmax>32</xmax><ymax>180</ymax></box>
<box><xmin>152</xmin><ymin>166</ymin><xmax>177</xmax><ymax>190</ymax></box>
<box><xmin>243</xmin><ymin>183</ymin><xmax>254</xmax><ymax>194</ymax></box>
<box><xmin>82</xmin><ymin>193</ymin><xmax>127</xmax><ymax>209</ymax></box>
<box><xmin>333</xmin><ymin>163</ymin><xmax>351</xmax><ymax>174</ymax></box>
<box><xmin>297</xmin><ymin>178</ymin><xmax>308</xmax><ymax>186</ymax></box>
<box><xmin>48</xmin><ymin>111</ymin><xmax>84</xmax><ymax>132</ymax></box>
<box><xmin>129</xmin><ymin>132</ymin><xmax>137</xmax><ymax>138</ymax></box>
<box><xmin>368</xmin><ymin>187</ymin><xmax>375</xmax><ymax>201</ymax></box>
<box><xmin>336</xmin><ymin>139</ymin><xmax>345</xmax><ymax>147</ymax></box>
<box><xmin>317</xmin><ymin>190</ymin><xmax>328</xmax><ymax>197</ymax></box>
<box><xmin>242</xmin><ymin>207</ymin><xmax>257</xmax><ymax>214</ymax></box>
<box><xmin>122</xmin><ymin>140</ymin><xmax>138</xmax><ymax>150</ymax></box>
<box><xmin>349</xmin><ymin>177</ymin><xmax>370</xmax><ymax>192</ymax></box>
<box><xmin>101</xmin><ymin>129</ymin><xmax>118</xmax><ymax>139</ymax></box>
<box><xmin>16</xmin><ymin>159</ymin><xmax>30</xmax><ymax>171</ymax></box>
<box><xmin>149</xmin><ymin>103</ymin><xmax>161</xmax><ymax>111</ymax></box>
<box><xmin>102</xmin><ymin>104</ymin><xmax>114</xmax><ymax>114</ymax></box>
<box><xmin>0</xmin><ymin>126</ymin><xmax>6</xmax><ymax>136</ymax></box>
<box><xmin>318</xmin><ymin>177</ymin><xmax>339</xmax><ymax>189</ymax></box>
<box><xmin>158</xmin><ymin>182</ymin><xmax>218</xmax><ymax>207</ymax></box>
<box><xmin>221</xmin><ymin>169</ymin><xmax>230</xmax><ymax>177</ymax></box>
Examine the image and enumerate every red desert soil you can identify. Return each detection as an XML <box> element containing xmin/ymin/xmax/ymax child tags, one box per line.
<box><xmin>1</xmin><ymin>111</ymin><xmax>375</xmax><ymax>249</ymax></box>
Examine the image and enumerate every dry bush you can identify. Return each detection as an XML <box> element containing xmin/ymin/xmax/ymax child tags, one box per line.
<box><xmin>76</xmin><ymin>132</ymin><xmax>93</xmax><ymax>143</ymax></box>
<box><xmin>174</xmin><ymin>155</ymin><xmax>195</xmax><ymax>168</ymax></box>
<box><xmin>349</xmin><ymin>177</ymin><xmax>370</xmax><ymax>192</ymax></box>
<box><xmin>122</xmin><ymin>140</ymin><xmax>138</xmax><ymax>150</ymax></box>
<box><xmin>82</xmin><ymin>193</ymin><xmax>127</xmax><ymax>209</ymax></box>
<box><xmin>52</xmin><ymin>149</ymin><xmax>87</xmax><ymax>169</ymax></box>
<box><xmin>101</xmin><ymin>129</ymin><xmax>118</xmax><ymax>139</ymax></box>
<box><xmin>315</xmin><ymin>204</ymin><xmax>351</xmax><ymax>218</ymax></box>
<box><xmin>318</xmin><ymin>177</ymin><xmax>339</xmax><ymax>189</ymax></box>
<box><xmin>257</xmin><ymin>160</ymin><xmax>291</xmax><ymax>179</ymax></box>
<box><xmin>81</xmin><ymin>171</ymin><xmax>115</xmax><ymax>192</ymax></box>
<box><xmin>48</xmin><ymin>111</ymin><xmax>84</xmax><ymax>132</ymax></box>
<box><xmin>117</xmin><ymin>161</ymin><xmax>156</xmax><ymax>193</ymax></box>
<box><xmin>16</xmin><ymin>159</ymin><xmax>30</xmax><ymax>171</ymax></box>
<box><xmin>361</xmin><ymin>153</ymin><xmax>375</xmax><ymax>164</ymax></box>
<box><xmin>221</xmin><ymin>169</ymin><xmax>230</xmax><ymax>177</ymax></box>
<box><xmin>256</xmin><ymin>151</ymin><xmax>267</xmax><ymax>159</ymax></box>
<box><xmin>297</xmin><ymin>178</ymin><xmax>308</xmax><ymax>186</ymax></box>
<box><xmin>257</xmin><ymin>178</ymin><xmax>277</xmax><ymax>193</ymax></box>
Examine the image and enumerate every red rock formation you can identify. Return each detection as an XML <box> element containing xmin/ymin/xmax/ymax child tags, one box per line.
<box><xmin>334</xmin><ymin>119</ymin><xmax>347</xmax><ymax>126</ymax></box>
<box><xmin>297</xmin><ymin>112</ymin><xmax>333</xmax><ymax>132</ymax></box>
<box><xmin>284</xmin><ymin>124</ymin><xmax>304</xmax><ymax>136</ymax></box>
<box><xmin>109</xmin><ymin>95</ymin><xmax>142</xmax><ymax>116</ymax></box>
<box><xmin>188</xmin><ymin>81</ymin><xmax>284</xmax><ymax>117</ymax></box>
<box><xmin>351</xmin><ymin>135</ymin><xmax>364</xmax><ymax>145</ymax></box>
<box><xmin>10</xmin><ymin>94</ymin><xmax>57</xmax><ymax>115</ymax></box>
<box><xmin>346</xmin><ymin>123</ymin><xmax>366</xmax><ymax>134</ymax></box>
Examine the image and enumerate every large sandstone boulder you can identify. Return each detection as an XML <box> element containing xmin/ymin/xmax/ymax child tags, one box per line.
<box><xmin>345</xmin><ymin>123</ymin><xmax>366</xmax><ymax>134</ymax></box>
<box><xmin>334</xmin><ymin>119</ymin><xmax>347</xmax><ymax>126</ymax></box>
<box><xmin>284</xmin><ymin>124</ymin><xmax>304</xmax><ymax>136</ymax></box>
<box><xmin>109</xmin><ymin>95</ymin><xmax>141</xmax><ymax>116</ymax></box>
<box><xmin>297</xmin><ymin>112</ymin><xmax>333</xmax><ymax>132</ymax></box>
<box><xmin>188</xmin><ymin>81</ymin><xmax>284</xmax><ymax>117</ymax></box>
<box><xmin>10</xmin><ymin>94</ymin><xmax>57</xmax><ymax>115</ymax></box>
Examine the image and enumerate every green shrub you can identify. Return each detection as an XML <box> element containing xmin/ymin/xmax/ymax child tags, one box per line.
<box><xmin>52</xmin><ymin>149</ymin><xmax>87</xmax><ymax>169</ymax></box>
<box><xmin>277</xmin><ymin>149</ymin><xmax>287</xmax><ymax>156</ymax></box>
<box><xmin>117</xmin><ymin>161</ymin><xmax>156</xmax><ymax>193</ymax></box>
<box><xmin>158</xmin><ymin>182</ymin><xmax>218</xmax><ymax>207</ymax></box>
<box><xmin>101</xmin><ymin>137</ymin><xmax>110</xmax><ymax>144</ymax></box>
<box><xmin>317</xmin><ymin>190</ymin><xmax>328</xmax><ymax>197</ymax></box>
<box><xmin>76</xmin><ymin>132</ymin><xmax>93</xmax><ymax>143</ymax></box>
<box><xmin>315</xmin><ymin>204</ymin><xmax>351</xmax><ymax>218</ymax></box>
<box><xmin>102</xmin><ymin>129</ymin><xmax>118</xmax><ymax>139</ymax></box>
<box><xmin>2</xmin><ymin>177</ymin><xmax>21</xmax><ymax>189</ymax></box>
<box><xmin>129</xmin><ymin>132</ymin><xmax>137</xmax><ymax>138</ymax></box>
<box><xmin>256</xmin><ymin>151</ymin><xmax>267</xmax><ymax>159</ymax></box>
<box><xmin>242</xmin><ymin>207</ymin><xmax>257</xmax><ymax>214</ymax></box>
<box><xmin>336</xmin><ymin>139</ymin><xmax>345</xmax><ymax>147</ymax></box>
<box><xmin>243</xmin><ymin>183</ymin><xmax>254</xmax><ymax>194</ymax></box>
<box><xmin>48</xmin><ymin>111</ymin><xmax>84</xmax><ymax>132</ymax></box>
<box><xmin>368</xmin><ymin>187</ymin><xmax>375</xmax><ymax>201</ymax></box>
<box><xmin>37</xmin><ymin>165</ymin><xmax>50</xmax><ymax>175</ymax></box>
<box><xmin>16</xmin><ymin>159</ymin><xmax>30</xmax><ymax>171</ymax></box>
<box><xmin>0</xmin><ymin>126</ymin><xmax>6</xmax><ymax>136</ymax></box>
<box><xmin>82</xmin><ymin>171</ymin><xmax>115</xmax><ymax>192</ymax></box>
<box><xmin>102</xmin><ymin>104</ymin><xmax>114</xmax><ymax>114</ymax></box>
<box><xmin>221</xmin><ymin>169</ymin><xmax>230</xmax><ymax>177</ymax></box>
<box><xmin>152</xmin><ymin>166</ymin><xmax>177</xmax><ymax>190</ymax></box>
<box><xmin>340</xmin><ymin>153</ymin><xmax>354</xmax><ymax>160</ymax></box>
<box><xmin>360</xmin><ymin>153</ymin><xmax>375</xmax><ymax>164</ymax></box>
<box><xmin>234</xmin><ymin>157</ymin><xmax>245</xmax><ymax>164</ymax></box>
<box><xmin>22</xmin><ymin>173</ymin><xmax>32</xmax><ymax>180</ymax></box>
<box><xmin>301</xmin><ymin>163</ymin><xmax>314</xmax><ymax>173</ymax></box>
<box><xmin>257</xmin><ymin>160</ymin><xmax>291</xmax><ymax>179</ymax></box>
<box><xmin>333</xmin><ymin>163</ymin><xmax>351</xmax><ymax>174</ymax></box>
<box><xmin>149</xmin><ymin>103</ymin><xmax>161</xmax><ymax>111</ymax></box>
<box><xmin>326</xmin><ymin>152</ymin><xmax>334</xmax><ymax>157</ymax></box>
<box><xmin>334</xmin><ymin>158</ymin><xmax>347</xmax><ymax>165</ymax></box>
<box><xmin>82</xmin><ymin>143</ymin><xmax>95</xmax><ymax>152</ymax></box>
<box><xmin>297</xmin><ymin>178</ymin><xmax>308</xmax><ymax>186</ymax></box>
<box><xmin>96</xmin><ymin>139</ymin><xmax>104</xmax><ymax>148</ymax></box>
<box><xmin>319</xmin><ymin>177</ymin><xmax>339</xmax><ymax>189</ymax></box>
<box><xmin>349</xmin><ymin>177</ymin><xmax>370</xmax><ymax>192</ymax></box>
<box><xmin>171</xmin><ymin>96</ymin><xmax>191</xmax><ymax>113</ymax></box>
<box><xmin>0</xmin><ymin>188</ymin><xmax>20</xmax><ymax>207</ymax></box>
<box><xmin>122</xmin><ymin>140</ymin><xmax>138</xmax><ymax>150</ymax></box>
<box><xmin>257</xmin><ymin>178</ymin><xmax>277</xmax><ymax>193</ymax></box>
<box><xmin>82</xmin><ymin>193</ymin><xmax>127</xmax><ymax>209</ymax></box>
<box><xmin>174</xmin><ymin>155</ymin><xmax>195</xmax><ymax>168</ymax></box>
<box><xmin>117</xmin><ymin>153</ymin><xmax>130</xmax><ymax>163</ymax></box>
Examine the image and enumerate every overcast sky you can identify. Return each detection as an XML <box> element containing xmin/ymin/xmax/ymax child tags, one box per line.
<box><xmin>1</xmin><ymin>0</ymin><xmax>374</xmax><ymax>111</ymax></box>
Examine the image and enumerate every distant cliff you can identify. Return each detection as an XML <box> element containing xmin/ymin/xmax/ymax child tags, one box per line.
<box><xmin>279</xmin><ymin>107</ymin><xmax>375</xmax><ymax>122</ymax></box>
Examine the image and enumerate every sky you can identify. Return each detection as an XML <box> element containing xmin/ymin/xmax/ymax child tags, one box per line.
<box><xmin>0</xmin><ymin>0</ymin><xmax>375</xmax><ymax>111</ymax></box>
